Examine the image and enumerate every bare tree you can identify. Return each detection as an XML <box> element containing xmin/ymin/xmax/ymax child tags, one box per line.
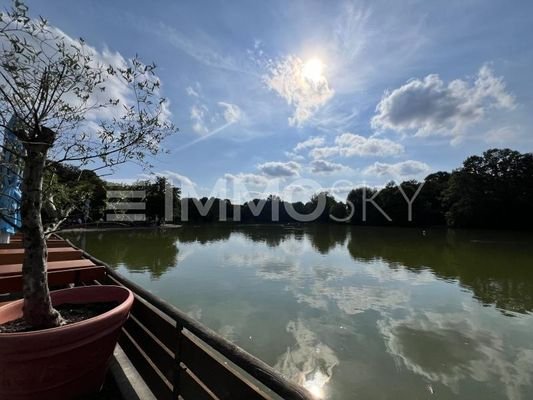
<box><xmin>0</xmin><ymin>1</ymin><xmax>176</xmax><ymax>328</ymax></box>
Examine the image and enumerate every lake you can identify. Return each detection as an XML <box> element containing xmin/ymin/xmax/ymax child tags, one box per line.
<box><xmin>65</xmin><ymin>225</ymin><xmax>533</xmax><ymax>399</ymax></box>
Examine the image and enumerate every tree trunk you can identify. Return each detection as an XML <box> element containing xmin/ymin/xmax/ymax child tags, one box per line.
<box><xmin>21</xmin><ymin>144</ymin><xmax>63</xmax><ymax>328</ymax></box>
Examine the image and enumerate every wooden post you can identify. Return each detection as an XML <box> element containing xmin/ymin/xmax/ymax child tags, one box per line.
<box><xmin>173</xmin><ymin>323</ymin><xmax>183</xmax><ymax>397</ymax></box>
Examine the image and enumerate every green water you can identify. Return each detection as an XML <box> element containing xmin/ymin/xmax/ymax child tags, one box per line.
<box><xmin>66</xmin><ymin>225</ymin><xmax>533</xmax><ymax>400</ymax></box>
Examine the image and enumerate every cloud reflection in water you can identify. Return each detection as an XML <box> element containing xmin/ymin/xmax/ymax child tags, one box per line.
<box><xmin>275</xmin><ymin>319</ymin><xmax>339</xmax><ymax>399</ymax></box>
<box><xmin>378</xmin><ymin>311</ymin><xmax>533</xmax><ymax>399</ymax></box>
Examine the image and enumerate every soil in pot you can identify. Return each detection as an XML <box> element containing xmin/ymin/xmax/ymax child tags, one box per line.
<box><xmin>0</xmin><ymin>301</ymin><xmax>119</xmax><ymax>333</ymax></box>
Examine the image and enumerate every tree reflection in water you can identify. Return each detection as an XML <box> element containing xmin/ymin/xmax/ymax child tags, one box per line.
<box><xmin>68</xmin><ymin>225</ymin><xmax>533</xmax><ymax>314</ymax></box>
<box><xmin>68</xmin><ymin>229</ymin><xmax>181</xmax><ymax>278</ymax></box>
<box><xmin>346</xmin><ymin>227</ymin><xmax>533</xmax><ymax>315</ymax></box>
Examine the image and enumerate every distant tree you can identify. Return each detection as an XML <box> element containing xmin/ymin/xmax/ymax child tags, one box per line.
<box><xmin>346</xmin><ymin>179</ymin><xmax>443</xmax><ymax>226</ymax></box>
<box><xmin>144</xmin><ymin>176</ymin><xmax>181</xmax><ymax>224</ymax></box>
<box><xmin>308</xmin><ymin>191</ymin><xmax>337</xmax><ymax>223</ymax></box>
<box><xmin>347</xmin><ymin>187</ymin><xmax>387</xmax><ymax>225</ymax></box>
<box><xmin>419</xmin><ymin>172</ymin><xmax>450</xmax><ymax>225</ymax></box>
<box><xmin>444</xmin><ymin>149</ymin><xmax>533</xmax><ymax>228</ymax></box>
<box><xmin>329</xmin><ymin>201</ymin><xmax>349</xmax><ymax>221</ymax></box>
<box><xmin>373</xmin><ymin>182</ymin><xmax>402</xmax><ymax>225</ymax></box>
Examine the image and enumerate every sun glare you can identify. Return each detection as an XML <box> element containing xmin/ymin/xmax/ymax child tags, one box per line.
<box><xmin>302</xmin><ymin>57</ymin><xmax>324</xmax><ymax>84</ymax></box>
<box><xmin>303</xmin><ymin>370</ymin><xmax>329</xmax><ymax>399</ymax></box>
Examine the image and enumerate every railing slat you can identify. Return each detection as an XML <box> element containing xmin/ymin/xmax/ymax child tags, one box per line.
<box><xmin>180</xmin><ymin>366</ymin><xmax>218</xmax><ymax>400</ymax></box>
<box><xmin>181</xmin><ymin>330</ymin><xmax>270</xmax><ymax>400</ymax></box>
<box><xmin>119</xmin><ymin>330</ymin><xmax>174</xmax><ymax>400</ymax></box>
<box><xmin>173</xmin><ymin>323</ymin><xmax>184</xmax><ymax>398</ymax></box>
<box><xmin>123</xmin><ymin>316</ymin><xmax>176</xmax><ymax>383</ymax></box>
<box><xmin>106</xmin><ymin>274</ymin><xmax>179</xmax><ymax>351</ymax></box>
<box><xmin>130</xmin><ymin>298</ymin><xmax>178</xmax><ymax>351</ymax></box>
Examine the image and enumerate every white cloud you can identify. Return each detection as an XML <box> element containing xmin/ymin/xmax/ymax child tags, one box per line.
<box><xmin>85</xmin><ymin>46</ymin><xmax>131</xmax><ymax>121</ymax></box>
<box><xmin>153</xmin><ymin>170</ymin><xmax>197</xmax><ymax>188</ymax></box>
<box><xmin>189</xmin><ymin>101</ymin><xmax>243</xmax><ymax>135</ymax></box>
<box><xmin>336</xmin><ymin>133</ymin><xmax>404</xmax><ymax>157</ymax></box>
<box><xmin>186</xmin><ymin>85</ymin><xmax>200</xmax><ymax>97</ymax></box>
<box><xmin>190</xmin><ymin>104</ymin><xmax>209</xmax><ymax>134</ymax></box>
<box><xmin>327</xmin><ymin>182</ymin><xmax>359</xmax><ymax>198</ymax></box>
<box><xmin>185</xmin><ymin>80</ymin><xmax>242</xmax><ymax>136</ymax></box>
<box><xmin>108</xmin><ymin>171</ymin><xmax>197</xmax><ymax>196</ymax></box>
<box><xmin>308</xmin><ymin>146</ymin><xmax>340</xmax><ymax>160</ymax></box>
<box><xmin>364</xmin><ymin>160</ymin><xmax>431</xmax><ymax>179</ymax></box>
<box><xmin>257</xmin><ymin>161</ymin><xmax>301</xmax><ymax>177</ymax></box>
<box><xmin>294</xmin><ymin>136</ymin><xmax>326</xmax><ymax>152</ymax></box>
<box><xmin>4</xmin><ymin>24</ymin><xmax>173</xmax><ymax>164</ymax></box>
<box><xmin>281</xmin><ymin>182</ymin><xmax>326</xmax><ymax>202</ymax></box>
<box><xmin>282</xmin><ymin>184</ymin><xmax>308</xmax><ymax>194</ymax></box>
<box><xmin>28</xmin><ymin>27</ymin><xmax>172</xmax><ymax>129</ymax></box>
<box><xmin>310</xmin><ymin>159</ymin><xmax>350</xmax><ymax>174</ymax></box>
<box><xmin>284</xmin><ymin>151</ymin><xmax>306</xmax><ymax>162</ymax></box>
<box><xmin>223</xmin><ymin>173</ymin><xmax>269</xmax><ymax>186</ymax></box>
<box><xmin>372</xmin><ymin>65</ymin><xmax>515</xmax><ymax>137</ymax></box>
<box><xmin>105</xmin><ymin>177</ymin><xmax>139</xmax><ymax>185</ymax></box>
<box><xmin>264</xmin><ymin>55</ymin><xmax>334</xmax><ymax>126</ymax></box>
<box><xmin>485</xmin><ymin>126</ymin><xmax>522</xmax><ymax>144</ymax></box>
<box><xmin>218</xmin><ymin>102</ymin><xmax>243</xmax><ymax>124</ymax></box>
<box><xmin>155</xmin><ymin>22</ymin><xmax>250</xmax><ymax>75</ymax></box>
<box><xmin>309</xmin><ymin>133</ymin><xmax>404</xmax><ymax>159</ymax></box>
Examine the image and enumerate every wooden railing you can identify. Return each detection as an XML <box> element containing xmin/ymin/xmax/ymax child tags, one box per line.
<box><xmin>72</xmin><ymin>244</ymin><xmax>314</xmax><ymax>400</ymax></box>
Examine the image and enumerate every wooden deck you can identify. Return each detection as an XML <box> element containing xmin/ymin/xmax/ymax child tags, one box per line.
<box><xmin>0</xmin><ymin>234</ymin><xmax>313</xmax><ymax>400</ymax></box>
<box><xmin>0</xmin><ymin>234</ymin><xmax>106</xmax><ymax>297</ymax></box>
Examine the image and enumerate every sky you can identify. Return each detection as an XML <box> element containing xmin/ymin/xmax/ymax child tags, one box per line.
<box><xmin>12</xmin><ymin>0</ymin><xmax>533</xmax><ymax>202</ymax></box>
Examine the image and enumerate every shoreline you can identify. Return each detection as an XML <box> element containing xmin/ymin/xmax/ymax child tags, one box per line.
<box><xmin>58</xmin><ymin>224</ymin><xmax>182</xmax><ymax>233</ymax></box>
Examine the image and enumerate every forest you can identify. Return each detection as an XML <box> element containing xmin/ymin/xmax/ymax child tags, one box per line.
<box><xmin>23</xmin><ymin>148</ymin><xmax>533</xmax><ymax>230</ymax></box>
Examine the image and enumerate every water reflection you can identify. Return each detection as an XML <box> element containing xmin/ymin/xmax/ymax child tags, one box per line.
<box><xmin>68</xmin><ymin>229</ymin><xmax>181</xmax><ymax>278</ymax></box>
<box><xmin>240</xmin><ymin>226</ymin><xmax>297</xmax><ymax>247</ymax></box>
<box><xmin>65</xmin><ymin>225</ymin><xmax>533</xmax><ymax>399</ymax></box>
<box><xmin>176</xmin><ymin>225</ymin><xmax>231</xmax><ymax>243</ymax></box>
<box><xmin>275</xmin><ymin>319</ymin><xmax>339</xmax><ymax>399</ymax></box>
<box><xmin>347</xmin><ymin>228</ymin><xmax>533</xmax><ymax>314</ymax></box>
<box><xmin>67</xmin><ymin>225</ymin><xmax>533</xmax><ymax>314</ymax></box>
<box><xmin>305</xmin><ymin>224</ymin><xmax>348</xmax><ymax>254</ymax></box>
<box><xmin>378</xmin><ymin>310</ymin><xmax>533</xmax><ymax>399</ymax></box>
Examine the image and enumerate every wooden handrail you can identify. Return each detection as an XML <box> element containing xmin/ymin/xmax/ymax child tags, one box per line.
<box><xmin>63</xmin><ymin>237</ymin><xmax>314</xmax><ymax>400</ymax></box>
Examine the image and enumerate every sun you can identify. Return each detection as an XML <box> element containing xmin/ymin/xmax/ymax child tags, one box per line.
<box><xmin>302</xmin><ymin>57</ymin><xmax>324</xmax><ymax>84</ymax></box>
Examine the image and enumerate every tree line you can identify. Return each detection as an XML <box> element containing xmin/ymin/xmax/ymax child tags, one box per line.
<box><xmin>180</xmin><ymin>148</ymin><xmax>533</xmax><ymax>229</ymax></box>
<box><xmin>34</xmin><ymin>148</ymin><xmax>533</xmax><ymax>230</ymax></box>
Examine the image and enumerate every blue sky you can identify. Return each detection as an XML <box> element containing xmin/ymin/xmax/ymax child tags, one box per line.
<box><xmin>17</xmin><ymin>0</ymin><xmax>533</xmax><ymax>201</ymax></box>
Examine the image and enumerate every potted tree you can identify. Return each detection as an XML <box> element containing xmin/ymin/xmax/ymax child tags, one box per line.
<box><xmin>0</xmin><ymin>1</ymin><xmax>176</xmax><ymax>398</ymax></box>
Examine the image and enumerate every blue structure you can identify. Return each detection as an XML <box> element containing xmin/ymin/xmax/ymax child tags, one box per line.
<box><xmin>0</xmin><ymin>117</ymin><xmax>23</xmax><ymax>240</ymax></box>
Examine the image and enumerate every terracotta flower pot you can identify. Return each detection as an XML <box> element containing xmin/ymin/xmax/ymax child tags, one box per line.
<box><xmin>0</xmin><ymin>285</ymin><xmax>134</xmax><ymax>400</ymax></box>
